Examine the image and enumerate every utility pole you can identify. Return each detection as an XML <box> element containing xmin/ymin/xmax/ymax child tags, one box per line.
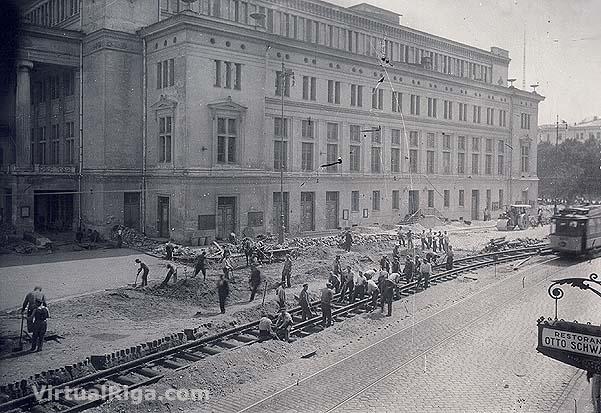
<box><xmin>278</xmin><ymin>61</ymin><xmax>294</xmax><ymax>244</ymax></box>
<box><xmin>554</xmin><ymin>115</ymin><xmax>568</xmax><ymax>214</ymax></box>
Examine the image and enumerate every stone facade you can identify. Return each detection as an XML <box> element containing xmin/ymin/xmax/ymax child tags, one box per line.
<box><xmin>1</xmin><ymin>0</ymin><xmax>544</xmax><ymax>243</ymax></box>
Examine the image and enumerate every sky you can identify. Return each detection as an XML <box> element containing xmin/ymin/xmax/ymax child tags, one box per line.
<box><xmin>330</xmin><ymin>0</ymin><xmax>601</xmax><ymax>126</ymax></box>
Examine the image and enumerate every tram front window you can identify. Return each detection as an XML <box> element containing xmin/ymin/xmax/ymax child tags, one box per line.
<box><xmin>552</xmin><ymin>219</ymin><xmax>585</xmax><ymax>236</ymax></box>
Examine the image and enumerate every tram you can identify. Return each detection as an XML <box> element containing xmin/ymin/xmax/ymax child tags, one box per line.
<box><xmin>549</xmin><ymin>205</ymin><xmax>601</xmax><ymax>255</ymax></box>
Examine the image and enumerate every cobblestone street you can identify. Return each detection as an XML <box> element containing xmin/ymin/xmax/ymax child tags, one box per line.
<box><xmin>203</xmin><ymin>257</ymin><xmax>600</xmax><ymax>413</ymax></box>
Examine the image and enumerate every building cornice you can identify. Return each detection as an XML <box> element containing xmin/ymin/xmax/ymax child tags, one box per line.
<box><xmin>83</xmin><ymin>29</ymin><xmax>143</xmax><ymax>56</ymax></box>
<box><xmin>19</xmin><ymin>23</ymin><xmax>83</xmax><ymax>42</ymax></box>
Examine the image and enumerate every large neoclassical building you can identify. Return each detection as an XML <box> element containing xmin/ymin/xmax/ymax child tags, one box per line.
<box><xmin>0</xmin><ymin>0</ymin><xmax>543</xmax><ymax>243</ymax></box>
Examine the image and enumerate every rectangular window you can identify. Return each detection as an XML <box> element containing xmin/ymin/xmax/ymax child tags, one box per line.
<box><xmin>334</xmin><ymin>81</ymin><xmax>340</xmax><ymax>104</ymax></box>
<box><xmin>351</xmin><ymin>84</ymin><xmax>364</xmax><ymax>107</ymax></box>
<box><xmin>409</xmin><ymin>149</ymin><xmax>418</xmax><ymax>173</ymax></box>
<box><xmin>217</xmin><ymin>117</ymin><xmax>236</xmax><ymax>164</ymax></box>
<box><xmin>499</xmin><ymin>110</ymin><xmax>507</xmax><ymax>127</ymax></box>
<box><xmin>63</xmin><ymin>71</ymin><xmax>75</xmax><ymax>96</ymax></box>
<box><xmin>371</xmin><ymin>128</ymin><xmax>381</xmax><ymax>144</ymax></box>
<box><xmin>459</xmin><ymin>103</ymin><xmax>466</xmax><ymax>121</ymax></box>
<box><xmin>301</xmin><ymin>119</ymin><xmax>314</xmax><ymax>139</ymax></box>
<box><xmin>391</xmin><ymin>148</ymin><xmax>400</xmax><ymax>173</ymax></box>
<box><xmin>426</xmin><ymin>150</ymin><xmax>435</xmax><ymax>174</ymax></box>
<box><xmin>357</xmin><ymin>85</ymin><xmax>363</xmax><ymax>107</ymax></box>
<box><xmin>521</xmin><ymin>144</ymin><xmax>530</xmax><ymax>172</ymax></box>
<box><xmin>159</xmin><ymin>116</ymin><xmax>173</xmax><ymax>163</ymax></box>
<box><xmin>158</xmin><ymin>58</ymin><xmax>175</xmax><ymax>89</ymax></box>
<box><xmin>458</xmin><ymin>136</ymin><xmax>466</xmax><ymax>151</ymax></box>
<box><xmin>472</xmin><ymin>137</ymin><xmax>480</xmax><ymax>152</ymax></box>
<box><xmin>371</xmin><ymin>147</ymin><xmax>381</xmax><ymax>173</ymax></box>
<box><xmin>350</xmin><ymin>145</ymin><xmax>361</xmax><ymax>172</ymax></box>
<box><xmin>392</xmin><ymin>190</ymin><xmax>400</xmax><ymax>210</ymax></box>
<box><xmin>328</xmin><ymin>80</ymin><xmax>334</xmax><ymax>103</ymax></box>
<box><xmin>442</xmin><ymin>134</ymin><xmax>451</xmax><ymax>150</ymax></box>
<box><xmin>275</xmin><ymin>71</ymin><xmax>290</xmax><ymax>97</ymax></box>
<box><xmin>457</xmin><ymin>152</ymin><xmax>465</xmax><ymax>174</ymax></box>
<box><xmin>234</xmin><ymin>63</ymin><xmax>242</xmax><ymax>90</ymax></box>
<box><xmin>350</xmin><ymin>125</ymin><xmax>361</xmax><ymax>142</ymax></box>
<box><xmin>459</xmin><ymin>189</ymin><xmax>465</xmax><ymax>207</ymax></box>
<box><xmin>499</xmin><ymin>189</ymin><xmax>504</xmax><ymax>208</ymax></box>
<box><xmin>520</xmin><ymin>113</ymin><xmax>531</xmax><ymax>129</ymax></box>
<box><xmin>64</xmin><ymin>121</ymin><xmax>75</xmax><ymax>164</ymax></box>
<box><xmin>326</xmin><ymin>122</ymin><xmax>338</xmax><ymax>141</ymax></box>
<box><xmin>274</xmin><ymin>117</ymin><xmax>288</xmax><ymax>138</ymax></box>
<box><xmin>38</xmin><ymin>126</ymin><xmax>46</xmax><ymax>164</ymax></box>
<box><xmin>427</xmin><ymin>190</ymin><xmax>434</xmax><ymax>207</ymax></box>
<box><xmin>497</xmin><ymin>154</ymin><xmax>504</xmax><ymax>175</ymax></box>
<box><xmin>372</xmin><ymin>190</ymin><xmax>380</xmax><ymax>211</ymax></box>
<box><xmin>391</xmin><ymin>129</ymin><xmax>400</xmax><ymax>145</ymax></box>
<box><xmin>371</xmin><ymin>88</ymin><xmax>383</xmax><ymax>109</ymax></box>
<box><xmin>326</xmin><ymin>143</ymin><xmax>338</xmax><ymax>172</ymax></box>
<box><xmin>410</xmin><ymin>94</ymin><xmax>420</xmax><ymax>115</ymax></box>
<box><xmin>442</xmin><ymin>151</ymin><xmax>451</xmax><ymax>174</ymax></box>
<box><xmin>426</xmin><ymin>132</ymin><xmax>435</xmax><ymax>148</ymax></box>
<box><xmin>273</xmin><ymin>140</ymin><xmax>288</xmax><ymax>170</ymax></box>
<box><xmin>443</xmin><ymin>190</ymin><xmax>450</xmax><ymax>207</ymax></box>
<box><xmin>50</xmin><ymin>124</ymin><xmax>60</xmax><ymax>164</ymax></box>
<box><xmin>485</xmin><ymin>154</ymin><xmax>492</xmax><ymax>175</ymax></box>
<box><xmin>301</xmin><ymin>142</ymin><xmax>313</xmax><ymax>171</ymax></box>
<box><xmin>427</xmin><ymin>97</ymin><xmax>437</xmax><ymax>117</ymax></box>
<box><xmin>351</xmin><ymin>191</ymin><xmax>360</xmax><ymax>212</ymax></box>
<box><xmin>392</xmin><ymin>91</ymin><xmax>402</xmax><ymax>112</ymax></box>
<box><xmin>473</xmin><ymin>106</ymin><xmax>481</xmax><ymax>123</ymax></box>
<box><xmin>214</xmin><ymin>60</ymin><xmax>221</xmax><ymax>87</ymax></box>
<box><xmin>471</xmin><ymin>153</ymin><xmax>479</xmax><ymax>175</ymax></box>
<box><xmin>350</xmin><ymin>84</ymin><xmax>356</xmax><ymax>106</ymax></box>
<box><xmin>409</xmin><ymin>131</ymin><xmax>419</xmax><ymax>147</ymax></box>
<box><xmin>443</xmin><ymin>100</ymin><xmax>453</xmax><ymax>120</ymax></box>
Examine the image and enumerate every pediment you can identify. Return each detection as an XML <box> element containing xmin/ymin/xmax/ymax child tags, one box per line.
<box><xmin>207</xmin><ymin>96</ymin><xmax>247</xmax><ymax>113</ymax></box>
<box><xmin>151</xmin><ymin>95</ymin><xmax>178</xmax><ymax>111</ymax></box>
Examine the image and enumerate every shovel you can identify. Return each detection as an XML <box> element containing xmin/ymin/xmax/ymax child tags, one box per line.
<box><xmin>13</xmin><ymin>315</ymin><xmax>25</xmax><ymax>352</ymax></box>
<box><xmin>130</xmin><ymin>271</ymin><xmax>139</xmax><ymax>287</ymax></box>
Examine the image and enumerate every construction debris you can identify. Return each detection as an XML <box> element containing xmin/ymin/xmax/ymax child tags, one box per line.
<box><xmin>480</xmin><ymin>237</ymin><xmax>545</xmax><ymax>253</ymax></box>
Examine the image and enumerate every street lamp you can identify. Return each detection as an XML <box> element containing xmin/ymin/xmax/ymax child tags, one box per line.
<box><xmin>554</xmin><ymin>115</ymin><xmax>568</xmax><ymax>214</ymax></box>
<box><xmin>278</xmin><ymin>61</ymin><xmax>294</xmax><ymax>244</ymax></box>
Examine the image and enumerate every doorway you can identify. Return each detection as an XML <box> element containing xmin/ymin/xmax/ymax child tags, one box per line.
<box><xmin>217</xmin><ymin>197</ymin><xmax>236</xmax><ymax>239</ymax></box>
<box><xmin>157</xmin><ymin>196</ymin><xmax>170</xmax><ymax>238</ymax></box>
<box><xmin>471</xmin><ymin>190</ymin><xmax>480</xmax><ymax>220</ymax></box>
<box><xmin>300</xmin><ymin>192</ymin><xmax>315</xmax><ymax>231</ymax></box>
<box><xmin>325</xmin><ymin>191</ymin><xmax>339</xmax><ymax>229</ymax></box>
<box><xmin>408</xmin><ymin>190</ymin><xmax>419</xmax><ymax>215</ymax></box>
<box><xmin>123</xmin><ymin>192</ymin><xmax>140</xmax><ymax>230</ymax></box>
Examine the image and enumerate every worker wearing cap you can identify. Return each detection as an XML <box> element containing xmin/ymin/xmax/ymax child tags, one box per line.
<box><xmin>417</xmin><ymin>258</ymin><xmax>432</xmax><ymax>290</ymax></box>
<box><xmin>258</xmin><ymin>313</ymin><xmax>275</xmax><ymax>341</ymax></box>
<box><xmin>321</xmin><ymin>282</ymin><xmax>334</xmax><ymax>327</ymax></box>
<box><xmin>366</xmin><ymin>277</ymin><xmax>379</xmax><ymax>311</ymax></box>
<box><xmin>328</xmin><ymin>271</ymin><xmax>340</xmax><ymax>294</ymax></box>
<box><xmin>249</xmin><ymin>263</ymin><xmax>261</xmax><ymax>302</ymax></box>
<box><xmin>135</xmin><ymin>259</ymin><xmax>149</xmax><ymax>287</ymax></box>
<box><xmin>30</xmin><ymin>299</ymin><xmax>49</xmax><ymax>352</ymax></box>
<box><xmin>275</xmin><ymin>282</ymin><xmax>286</xmax><ymax>310</ymax></box>
<box><xmin>21</xmin><ymin>286</ymin><xmax>46</xmax><ymax>333</ymax></box>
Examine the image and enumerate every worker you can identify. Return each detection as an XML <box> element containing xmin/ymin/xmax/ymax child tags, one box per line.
<box><xmin>160</xmin><ymin>263</ymin><xmax>177</xmax><ymax>287</ymax></box>
<box><xmin>397</xmin><ymin>225</ymin><xmax>406</xmax><ymax>247</ymax></box>
<box><xmin>222</xmin><ymin>251</ymin><xmax>233</xmax><ymax>280</ymax></box>
<box><xmin>275</xmin><ymin>308</ymin><xmax>293</xmax><ymax>342</ymax></box>
<box><xmin>366</xmin><ymin>276</ymin><xmax>379</xmax><ymax>311</ymax></box>
<box><xmin>380</xmin><ymin>276</ymin><xmax>396</xmax><ymax>316</ymax></box>
<box><xmin>443</xmin><ymin>231</ymin><xmax>450</xmax><ymax>252</ymax></box>
<box><xmin>275</xmin><ymin>282</ymin><xmax>286</xmax><ymax>310</ymax></box>
<box><xmin>165</xmin><ymin>240</ymin><xmax>174</xmax><ymax>260</ymax></box>
<box><xmin>116</xmin><ymin>226</ymin><xmax>123</xmax><ymax>248</ymax></box>
<box><xmin>417</xmin><ymin>258</ymin><xmax>432</xmax><ymax>290</ymax></box>
<box><xmin>21</xmin><ymin>286</ymin><xmax>47</xmax><ymax>333</ymax></box>
<box><xmin>351</xmin><ymin>271</ymin><xmax>367</xmax><ymax>303</ymax></box>
<box><xmin>217</xmin><ymin>274</ymin><xmax>229</xmax><ymax>314</ymax></box>
<box><xmin>321</xmin><ymin>282</ymin><xmax>334</xmax><ymax>327</ymax></box>
<box><xmin>29</xmin><ymin>299</ymin><xmax>49</xmax><ymax>352</ymax></box>
<box><xmin>242</xmin><ymin>238</ymin><xmax>254</xmax><ymax>267</ymax></box>
<box><xmin>446</xmin><ymin>245</ymin><xmax>455</xmax><ymax>270</ymax></box>
<box><xmin>587</xmin><ymin>371</ymin><xmax>601</xmax><ymax>413</ymax></box>
<box><xmin>135</xmin><ymin>259</ymin><xmax>149</xmax><ymax>287</ymax></box>
<box><xmin>537</xmin><ymin>208</ymin><xmax>544</xmax><ymax>227</ymax></box>
<box><xmin>407</xmin><ymin>230</ymin><xmax>414</xmax><ymax>249</ymax></box>
<box><xmin>281</xmin><ymin>254</ymin><xmax>292</xmax><ymax>288</ymax></box>
<box><xmin>432</xmin><ymin>232</ymin><xmax>438</xmax><ymax>252</ymax></box>
<box><xmin>333</xmin><ymin>255</ymin><xmax>342</xmax><ymax>277</ymax></box>
<box><xmin>299</xmin><ymin>283</ymin><xmax>313</xmax><ymax>321</ymax></box>
<box><xmin>258</xmin><ymin>313</ymin><xmax>275</xmax><ymax>341</ymax></box>
<box><xmin>414</xmin><ymin>256</ymin><xmax>422</xmax><ymax>282</ymax></box>
<box><xmin>249</xmin><ymin>263</ymin><xmax>261</xmax><ymax>302</ymax></box>
<box><xmin>194</xmin><ymin>251</ymin><xmax>207</xmax><ymax>281</ymax></box>
<box><xmin>403</xmin><ymin>256</ymin><xmax>414</xmax><ymax>283</ymax></box>
<box><xmin>427</xmin><ymin>229</ymin><xmax>433</xmax><ymax>249</ymax></box>
<box><xmin>392</xmin><ymin>244</ymin><xmax>401</xmax><ymax>260</ymax></box>
<box><xmin>380</xmin><ymin>255</ymin><xmax>390</xmax><ymax>272</ymax></box>
<box><xmin>343</xmin><ymin>230</ymin><xmax>353</xmax><ymax>252</ymax></box>
<box><xmin>391</xmin><ymin>256</ymin><xmax>400</xmax><ymax>274</ymax></box>
<box><xmin>339</xmin><ymin>266</ymin><xmax>354</xmax><ymax>303</ymax></box>
<box><xmin>328</xmin><ymin>271</ymin><xmax>340</xmax><ymax>294</ymax></box>
<box><xmin>420</xmin><ymin>230</ymin><xmax>427</xmax><ymax>249</ymax></box>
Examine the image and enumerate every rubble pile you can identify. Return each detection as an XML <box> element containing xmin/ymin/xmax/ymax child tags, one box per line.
<box><xmin>115</xmin><ymin>226</ymin><xmax>163</xmax><ymax>251</ymax></box>
<box><xmin>480</xmin><ymin>236</ymin><xmax>545</xmax><ymax>253</ymax></box>
<box><xmin>289</xmin><ymin>232</ymin><xmax>398</xmax><ymax>250</ymax></box>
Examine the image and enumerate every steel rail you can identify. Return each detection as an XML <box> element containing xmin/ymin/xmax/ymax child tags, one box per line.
<box><xmin>0</xmin><ymin>245</ymin><xmax>548</xmax><ymax>413</ymax></box>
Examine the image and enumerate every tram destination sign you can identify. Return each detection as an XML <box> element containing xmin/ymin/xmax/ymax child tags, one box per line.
<box><xmin>537</xmin><ymin>319</ymin><xmax>601</xmax><ymax>374</ymax></box>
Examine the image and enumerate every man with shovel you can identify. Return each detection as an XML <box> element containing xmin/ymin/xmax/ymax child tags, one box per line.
<box><xmin>135</xmin><ymin>259</ymin><xmax>149</xmax><ymax>287</ymax></box>
<box><xmin>21</xmin><ymin>286</ymin><xmax>46</xmax><ymax>333</ymax></box>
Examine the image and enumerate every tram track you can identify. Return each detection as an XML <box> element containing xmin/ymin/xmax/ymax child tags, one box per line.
<box><xmin>0</xmin><ymin>245</ymin><xmax>550</xmax><ymax>413</ymax></box>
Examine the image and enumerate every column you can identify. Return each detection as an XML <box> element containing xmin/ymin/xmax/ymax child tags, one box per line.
<box><xmin>15</xmin><ymin>59</ymin><xmax>34</xmax><ymax>167</ymax></box>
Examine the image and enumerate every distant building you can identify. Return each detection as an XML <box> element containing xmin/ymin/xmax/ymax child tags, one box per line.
<box><xmin>538</xmin><ymin>116</ymin><xmax>601</xmax><ymax>144</ymax></box>
<box><xmin>0</xmin><ymin>0</ymin><xmax>543</xmax><ymax>243</ymax></box>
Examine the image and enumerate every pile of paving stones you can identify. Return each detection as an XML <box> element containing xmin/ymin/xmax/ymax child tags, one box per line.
<box><xmin>480</xmin><ymin>236</ymin><xmax>545</xmax><ymax>253</ymax></box>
